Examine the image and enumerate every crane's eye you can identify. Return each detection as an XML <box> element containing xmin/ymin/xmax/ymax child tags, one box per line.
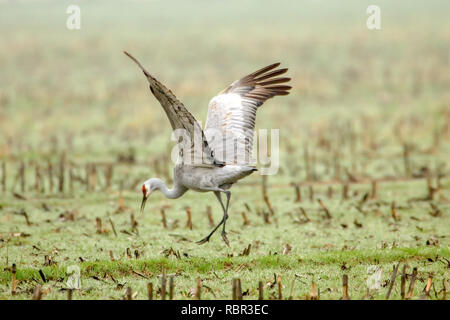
<box><xmin>142</xmin><ymin>184</ymin><xmax>147</xmax><ymax>195</ymax></box>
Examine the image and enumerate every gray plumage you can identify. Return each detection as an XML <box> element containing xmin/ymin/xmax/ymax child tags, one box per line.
<box><xmin>125</xmin><ymin>51</ymin><xmax>291</xmax><ymax>245</ymax></box>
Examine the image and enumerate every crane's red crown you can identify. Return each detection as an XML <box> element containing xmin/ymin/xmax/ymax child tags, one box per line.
<box><xmin>142</xmin><ymin>184</ymin><xmax>146</xmax><ymax>195</ymax></box>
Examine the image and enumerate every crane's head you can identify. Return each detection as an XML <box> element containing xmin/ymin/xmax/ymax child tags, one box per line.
<box><xmin>140</xmin><ymin>182</ymin><xmax>151</xmax><ymax>214</ymax></box>
<box><xmin>140</xmin><ymin>179</ymin><xmax>157</xmax><ymax>214</ymax></box>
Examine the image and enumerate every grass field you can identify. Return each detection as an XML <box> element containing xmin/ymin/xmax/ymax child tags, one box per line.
<box><xmin>0</xmin><ymin>0</ymin><xmax>449</xmax><ymax>300</ymax></box>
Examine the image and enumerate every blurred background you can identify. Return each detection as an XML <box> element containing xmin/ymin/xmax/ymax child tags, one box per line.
<box><xmin>1</xmin><ymin>0</ymin><xmax>449</xmax><ymax>187</ymax></box>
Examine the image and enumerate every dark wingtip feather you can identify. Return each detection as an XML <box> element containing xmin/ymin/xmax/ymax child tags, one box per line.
<box><xmin>258</xmin><ymin>77</ymin><xmax>291</xmax><ymax>86</ymax></box>
<box><xmin>254</xmin><ymin>68</ymin><xmax>288</xmax><ymax>82</ymax></box>
<box><xmin>221</xmin><ymin>62</ymin><xmax>292</xmax><ymax>102</ymax></box>
<box><xmin>267</xmin><ymin>85</ymin><xmax>292</xmax><ymax>91</ymax></box>
<box><xmin>250</xmin><ymin>62</ymin><xmax>281</xmax><ymax>78</ymax></box>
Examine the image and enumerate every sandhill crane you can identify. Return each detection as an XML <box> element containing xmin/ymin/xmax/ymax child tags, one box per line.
<box><xmin>124</xmin><ymin>51</ymin><xmax>291</xmax><ymax>245</ymax></box>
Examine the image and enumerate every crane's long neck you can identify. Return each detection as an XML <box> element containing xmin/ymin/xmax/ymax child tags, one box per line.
<box><xmin>152</xmin><ymin>178</ymin><xmax>187</xmax><ymax>199</ymax></box>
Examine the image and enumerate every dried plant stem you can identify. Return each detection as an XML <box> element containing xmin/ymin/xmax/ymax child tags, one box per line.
<box><xmin>423</xmin><ymin>273</ymin><xmax>433</xmax><ymax>298</ymax></box>
<box><xmin>185</xmin><ymin>207</ymin><xmax>193</xmax><ymax>230</ymax></box>
<box><xmin>263</xmin><ymin>194</ymin><xmax>275</xmax><ymax>216</ymax></box>
<box><xmin>126</xmin><ymin>287</ymin><xmax>132</xmax><ymax>300</ymax></box>
<box><xmin>90</xmin><ymin>163</ymin><xmax>97</xmax><ymax>191</ymax></box>
<box><xmin>11</xmin><ymin>264</ymin><xmax>17</xmax><ymax>295</ymax></box>
<box><xmin>258</xmin><ymin>281</ymin><xmax>264</xmax><ymax>300</ymax></box>
<box><xmin>262</xmin><ymin>175</ymin><xmax>268</xmax><ymax>199</ymax></box>
<box><xmin>20</xmin><ymin>161</ymin><xmax>25</xmax><ymax>193</ymax></box>
<box><xmin>237</xmin><ymin>278</ymin><xmax>243</xmax><ymax>300</ymax></box>
<box><xmin>304</xmin><ymin>144</ymin><xmax>311</xmax><ymax>181</ymax></box>
<box><xmin>109</xmin><ymin>217</ymin><xmax>117</xmax><ymax>237</ymax></box>
<box><xmin>333</xmin><ymin>150</ymin><xmax>341</xmax><ymax>180</ymax></box>
<box><xmin>32</xmin><ymin>285</ymin><xmax>42</xmax><ymax>300</ymax></box>
<box><xmin>318</xmin><ymin>199</ymin><xmax>332</xmax><ymax>219</ymax></box>
<box><xmin>342</xmin><ymin>183</ymin><xmax>349</xmax><ymax>200</ymax></box>
<box><xmin>206</xmin><ymin>205</ymin><xmax>214</xmax><ymax>227</ymax></box>
<box><xmin>288</xmin><ymin>278</ymin><xmax>295</xmax><ymax>299</ymax></box>
<box><xmin>342</xmin><ymin>274</ymin><xmax>350</xmax><ymax>300</ymax></box>
<box><xmin>426</xmin><ymin>173</ymin><xmax>437</xmax><ymax>200</ymax></box>
<box><xmin>277</xmin><ymin>276</ymin><xmax>282</xmax><ymax>300</ymax></box>
<box><xmin>327</xmin><ymin>186</ymin><xmax>333</xmax><ymax>199</ymax></box>
<box><xmin>403</xmin><ymin>143</ymin><xmax>411</xmax><ymax>177</ymax></box>
<box><xmin>194</xmin><ymin>277</ymin><xmax>202</xmax><ymax>300</ymax></box>
<box><xmin>21</xmin><ymin>210</ymin><xmax>31</xmax><ymax>226</ymax></box>
<box><xmin>442</xmin><ymin>279</ymin><xmax>446</xmax><ymax>300</ymax></box>
<box><xmin>294</xmin><ymin>183</ymin><xmax>301</xmax><ymax>202</ymax></box>
<box><xmin>48</xmin><ymin>161</ymin><xmax>54</xmax><ymax>192</ymax></box>
<box><xmin>400</xmin><ymin>265</ymin><xmax>407</xmax><ymax>300</ymax></box>
<box><xmin>262</xmin><ymin>176</ymin><xmax>275</xmax><ymax>216</ymax></box>
<box><xmin>406</xmin><ymin>268</ymin><xmax>418</xmax><ymax>299</ymax></box>
<box><xmin>68</xmin><ymin>163</ymin><xmax>74</xmax><ymax>193</ymax></box>
<box><xmin>39</xmin><ymin>269</ymin><xmax>47</xmax><ymax>283</ymax></box>
<box><xmin>299</xmin><ymin>207</ymin><xmax>311</xmax><ymax>222</ymax></box>
<box><xmin>161</xmin><ymin>270</ymin><xmax>166</xmax><ymax>300</ymax></box>
<box><xmin>1</xmin><ymin>161</ymin><xmax>6</xmax><ymax>192</ymax></box>
<box><xmin>232</xmin><ymin>278</ymin><xmax>237</xmax><ymax>300</ymax></box>
<box><xmin>105</xmin><ymin>164</ymin><xmax>113</xmax><ymax>190</ymax></box>
<box><xmin>130</xmin><ymin>213</ymin><xmax>138</xmax><ymax>233</ymax></box>
<box><xmin>95</xmin><ymin>217</ymin><xmax>102</xmax><ymax>234</ymax></box>
<box><xmin>160</xmin><ymin>208</ymin><xmax>167</xmax><ymax>229</ymax></box>
<box><xmin>391</xmin><ymin>201</ymin><xmax>400</xmax><ymax>221</ymax></box>
<box><xmin>147</xmin><ymin>282</ymin><xmax>153</xmax><ymax>300</ymax></box>
<box><xmin>58</xmin><ymin>153</ymin><xmax>65</xmax><ymax>193</ymax></box>
<box><xmin>5</xmin><ymin>240</ymin><xmax>9</xmax><ymax>266</ymax></box>
<box><xmin>386</xmin><ymin>263</ymin><xmax>399</xmax><ymax>299</ymax></box>
<box><xmin>169</xmin><ymin>276</ymin><xmax>174</xmax><ymax>300</ymax></box>
<box><xmin>34</xmin><ymin>163</ymin><xmax>42</xmax><ymax>192</ymax></box>
<box><xmin>242</xmin><ymin>244</ymin><xmax>251</xmax><ymax>256</ymax></box>
<box><xmin>85</xmin><ymin>164</ymin><xmax>91</xmax><ymax>192</ymax></box>
<box><xmin>371</xmin><ymin>180</ymin><xmax>377</xmax><ymax>199</ymax></box>
<box><xmin>241</xmin><ymin>211</ymin><xmax>249</xmax><ymax>226</ymax></box>
<box><xmin>310</xmin><ymin>281</ymin><xmax>319</xmax><ymax>300</ymax></box>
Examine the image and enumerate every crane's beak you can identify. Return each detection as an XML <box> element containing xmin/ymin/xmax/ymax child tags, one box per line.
<box><xmin>140</xmin><ymin>194</ymin><xmax>148</xmax><ymax>215</ymax></box>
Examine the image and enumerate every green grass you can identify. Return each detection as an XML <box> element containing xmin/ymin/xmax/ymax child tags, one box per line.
<box><xmin>1</xmin><ymin>178</ymin><xmax>449</xmax><ymax>299</ymax></box>
<box><xmin>1</xmin><ymin>246</ymin><xmax>448</xmax><ymax>300</ymax></box>
<box><xmin>0</xmin><ymin>0</ymin><xmax>449</xmax><ymax>299</ymax></box>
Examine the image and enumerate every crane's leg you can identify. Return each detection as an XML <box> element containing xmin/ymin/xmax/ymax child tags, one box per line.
<box><xmin>220</xmin><ymin>191</ymin><xmax>231</xmax><ymax>246</ymax></box>
<box><xmin>196</xmin><ymin>191</ymin><xmax>226</xmax><ymax>245</ymax></box>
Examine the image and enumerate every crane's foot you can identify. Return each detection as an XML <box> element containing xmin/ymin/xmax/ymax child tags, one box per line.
<box><xmin>196</xmin><ymin>235</ymin><xmax>211</xmax><ymax>245</ymax></box>
<box><xmin>221</xmin><ymin>231</ymin><xmax>230</xmax><ymax>247</ymax></box>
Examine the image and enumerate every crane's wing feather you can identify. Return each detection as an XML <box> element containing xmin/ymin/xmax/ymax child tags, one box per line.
<box><xmin>204</xmin><ymin>63</ymin><xmax>291</xmax><ymax>165</ymax></box>
<box><xmin>125</xmin><ymin>51</ymin><xmax>223</xmax><ymax>167</ymax></box>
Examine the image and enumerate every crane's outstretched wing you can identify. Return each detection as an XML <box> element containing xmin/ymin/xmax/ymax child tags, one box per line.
<box><xmin>204</xmin><ymin>63</ymin><xmax>291</xmax><ymax>165</ymax></box>
<box><xmin>124</xmin><ymin>51</ymin><xmax>223</xmax><ymax>167</ymax></box>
